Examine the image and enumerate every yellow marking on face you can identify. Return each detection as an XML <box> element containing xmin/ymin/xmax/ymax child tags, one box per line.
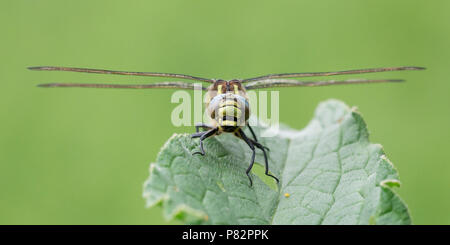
<box><xmin>218</xmin><ymin>106</ymin><xmax>242</xmax><ymax>118</ymax></box>
<box><xmin>220</xmin><ymin>100</ymin><xmax>238</xmax><ymax>107</ymax></box>
<box><xmin>217</xmin><ymin>85</ymin><xmax>223</xmax><ymax>95</ymax></box>
<box><xmin>233</xmin><ymin>84</ymin><xmax>239</xmax><ymax>94</ymax></box>
<box><xmin>222</xmin><ymin>120</ymin><xmax>237</xmax><ymax>126</ymax></box>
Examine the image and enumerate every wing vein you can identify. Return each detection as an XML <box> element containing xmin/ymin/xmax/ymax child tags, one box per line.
<box><xmin>28</xmin><ymin>66</ymin><xmax>214</xmax><ymax>83</ymax></box>
<box><xmin>242</xmin><ymin>66</ymin><xmax>425</xmax><ymax>83</ymax></box>
<box><xmin>37</xmin><ymin>82</ymin><xmax>206</xmax><ymax>90</ymax></box>
<box><xmin>244</xmin><ymin>79</ymin><xmax>405</xmax><ymax>90</ymax></box>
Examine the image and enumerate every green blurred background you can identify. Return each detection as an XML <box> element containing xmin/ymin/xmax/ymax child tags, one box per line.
<box><xmin>1</xmin><ymin>0</ymin><xmax>448</xmax><ymax>225</ymax></box>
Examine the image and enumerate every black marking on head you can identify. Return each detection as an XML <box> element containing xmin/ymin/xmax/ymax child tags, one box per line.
<box><xmin>222</xmin><ymin>116</ymin><xmax>238</xmax><ymax>122</ymax></box>
<box><xmin>221</xmin><ymin>126</ymin><xmax>239</xmax><ymax>132</ymax></box>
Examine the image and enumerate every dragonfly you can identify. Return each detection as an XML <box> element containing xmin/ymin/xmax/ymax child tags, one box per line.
<box><xmin>29</xmin><ymin>65</ymin><xmax>425</xmax><ymax>186</ymax></box>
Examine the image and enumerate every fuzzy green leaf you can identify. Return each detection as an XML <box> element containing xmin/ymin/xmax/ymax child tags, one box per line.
<box><xmin>143</xmin><ymin>99</ymin><xmax>411</xmax><ymax>225</ymax></box>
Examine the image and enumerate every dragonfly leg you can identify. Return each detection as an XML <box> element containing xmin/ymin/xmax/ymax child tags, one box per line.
<box><xmin>251</xmin><ymin>140</ymin><xmax>279</xmax><ymax>183</ymax></box>
<box><xmin>236</xmin><ymin>128</ymin><xmax>278</xmax><ymax>186</ymax></box>
<box><xmin>191</xmin><ymin>128</ymin><xmax>217</xmax><ymax>156</ymax></box>
<box><xmin>235</xmin><ymin>129</ymin><xmax>258</xmax><ymax>186</ymax></box>
<box><xmin>247</xmin><ymin>125</ymin><xmax>270</xmax><ymax>151</ymax></box>
<box><xmin>195</xmin><ymin>122</ymin><xmax>214</xmax><ymax>133</ymax></box>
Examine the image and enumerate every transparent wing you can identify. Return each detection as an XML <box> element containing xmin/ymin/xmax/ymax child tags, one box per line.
<box><xmin>28</xmin><ymin>66</ymin><xmax>214</xmax><ymax>83</ymax></box>
<box><xmin>244</xmin><ymin>78</ymin><xmax>404</xmax><ymax>90</ymax></box>
<box><xmin>38</xmin><ymin>81</ymin><xmax>206</xmax><ymax>90</ymax></box>
<box><xmin>242</xmin><ymin>66</ymin><xmax>425</xmax><ymax>83</ymax></box>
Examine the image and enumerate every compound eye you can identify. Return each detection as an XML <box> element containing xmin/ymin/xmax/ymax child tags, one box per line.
<box><xmin>235</xmin><ymin>95</ymin><xmax>249</xmax><ymax>108</ymax></box>
<box><xmin>207</xmin><ymin>94</ymin><xmax>226</xmax><ymax>118</ymax></box>
<box><xmin>234</xmin><ymin>95</ymin><xmax>250</xmax><ymax>120</ymax></box>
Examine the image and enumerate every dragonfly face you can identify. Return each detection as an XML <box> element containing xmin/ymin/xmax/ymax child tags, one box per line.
<box><xmin>205</xmin><ymin>80</ymin><xmax>250</xmax><ymax>133</ymax></box>
<box><xmin>28</xmin><ymin>65</ymin><xmax>424</xmax><ymax>186</ymax></box>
